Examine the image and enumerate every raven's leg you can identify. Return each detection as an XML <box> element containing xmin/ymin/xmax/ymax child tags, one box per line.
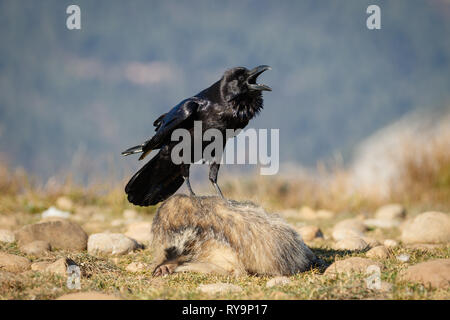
<box><xmin>181</xmin><ymin>164</ymin><xmax>195</xmax><ymax>196</ymax></box>
<box><xmin>209</xmin><ymin>162</ymin><xmax>225</xmax><ymax>199</ymax></box>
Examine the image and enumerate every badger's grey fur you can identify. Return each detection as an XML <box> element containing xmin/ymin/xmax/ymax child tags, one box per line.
<box><xmin>151</xmin><ymin>194</ymin><xmax>321</xmax><ymax>277</ymax></box>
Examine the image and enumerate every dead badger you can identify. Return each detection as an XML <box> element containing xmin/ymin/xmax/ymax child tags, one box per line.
<box><xmin>151</xmin><ymin>195</ymin><xmax>322</xmax><ymax>276</ymax></box>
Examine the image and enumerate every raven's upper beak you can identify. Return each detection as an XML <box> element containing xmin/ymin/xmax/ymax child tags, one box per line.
<box><xmin>246</xmin><ymin>65</ymin><xmax>272</xmax><ymax>91</ymax></box>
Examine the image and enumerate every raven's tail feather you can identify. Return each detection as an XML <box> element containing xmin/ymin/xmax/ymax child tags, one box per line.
<box><xmin>125</xmin><ymin>151</ymin><xmax>185</xmax><ymax>206</ymax></box>
<box><xmin>122</xmin><ymin>144</ymin><xmax>153</xmax><ymax>161</ymax></box>
<box><xmin>138</xmin><ymin>148</ymin><xmax>152</xmax><ymax>161</ymax></box>
<box><xmin>122</xmin><ymin>145</ymin><xmax>144</xmax><ymax>156</ymax></box>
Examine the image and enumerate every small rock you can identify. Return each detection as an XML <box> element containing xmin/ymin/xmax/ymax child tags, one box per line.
<box><xmin>399</xmin><ymin>259</ymin><xmax>450</xmax><ymax>289</ymax></box>
<box><xmin>31</xmin><ymin>261</ymin><xmax>52</xmax><ymax>272</ymax></box>
<box><xmin>126</xmin><ymin>262</ymin><xmax>151</xmax><ymax>272</ymax></box>
<box><xmin>124</xmin><ymin>222</ymin><xmax>153</xmax><ymax>245</ymax></box>
<box><xmin>20</xmin><ymin>240</ymin><xmax>51</xmax><ymax>256</ymax></box>
<box><xmin>198</xmin><ymin>282</ymin><xmax>242</xmax><ymax>294</ymax></box>
<box><xmin>396</xmin><ymin>254</ymin><xmax>410</xmax><ymax>263</ymax></box>
<box><xmin>375</xmin><ymin>204</ymin><xmax>406</xmax><ymax>221</ymax></box>
<box><xmin>332</xmin><ymin>218</ymin><xmax>367</xmax><ymax>241</ymax></box>
<box><xmin>334</xmin><ymin>237</ymin><xmax>369</xmax><ymax>251</ymax></box>
<box><xmin>0</xmin><ymin>252</ymin><xmax>31</xmax><ymax>272</ymax></box>
<box><xmin>297</xmin><ymin>226</ymin><xmax>323</xmax><ymax>241</ymax></box>
<box><xmin>123</xmin><ymin>209</ymin><xmax>138</xmax><ymax>220</ymax></box>
<box><xmin>266</xmin><ymin>276</ymin><xmax>291</xmax><ymax>288</ymax></box>
<box><xmin>332</xmin><ymin>228</ymin><xmax>365</xmax><ymax>241</ymax></box>
<box><xmin>15</xmin><ymin>220</ymin><xmax>88</xmax><ymax>251</ymax></box>
<box><xmin>56</xmin><ymin>196</ymin><xmax>74</xmax><ymax>211</ymax></box>
<box><xmin>298</xmin><ymin>206</ymin><xmax>316</xmax><ymax>220</ymax></box>
<box><xmin>324</xmin><ymin>257</ymin><xmax>382</xmax><ymax>275</ymax></box>
<box><xmin>364</xmin><ymin>219</ymin><xmax>401</xmax><ymax>229</ymax></box>
<box><xmin>56</xmin><ymin>292</ymin><xmax>121</xmax><ymax>300</ymax></box>
<box><xmin>41</xmin><ymin>206</ymin><xmax>71</xmax><ymax>219</ymax></box>
<box><xmin>401</xmin><ymin>211</ymin><xmax>450</xmax><ymax>244</ymax></box>
<box><xmin>383</xmin><ymin>239</ymin><xmax>398</xmax><ymax>248</ymax></box>
<box><xmin>45</xmin><ymin>258</ymin><xmax>77</xmax><ymax>276</ymax></box>
<box><xmin>88</xmin><ymin>233</ymin><xmax>138</xmax><ymax>255</ymax></box>
<box><xmin>361</xmin><ymin>237</ymin><xmax>381</xmax><ymax>248</ymax></box>
<box><xmin>0</xmin><ymin>229</ymin><xmax>15</xmax><ymax>243</ymax></box>
<box><xmin>366</xmin><ymin>246</ymin><xmax>390</xmax><ymax>259</ymax></box>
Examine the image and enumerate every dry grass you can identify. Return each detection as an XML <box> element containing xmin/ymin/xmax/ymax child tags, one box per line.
<box><xmin>1</xmin><ymin>239</ymin><xmax>449</xmax><ymax>300</ymax></box>
<box><xmin>392</xmin><ymin>129</ymin><xmax>450</xmax><ymax>206</ymax></box>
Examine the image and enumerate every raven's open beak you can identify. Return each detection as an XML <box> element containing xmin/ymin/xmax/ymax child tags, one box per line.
<box><xmin>247</xmin><ymin>65</ymin><xmax>272</xmax><ymax>91</ymax></box>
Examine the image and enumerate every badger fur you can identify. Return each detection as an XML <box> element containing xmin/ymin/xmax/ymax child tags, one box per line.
<box><xmin>151</xmin><ymin>194</ymin><xmax>321</xmax><ymax>277</ymax></box>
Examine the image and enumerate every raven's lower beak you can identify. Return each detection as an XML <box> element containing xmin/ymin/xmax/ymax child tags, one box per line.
<box><xmin>247</xmin><ymin>65</ymin><xmax>272</xmax><ymax>91</ymax></box>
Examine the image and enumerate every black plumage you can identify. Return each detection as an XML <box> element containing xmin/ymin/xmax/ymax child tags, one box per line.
<box><xmin>122</xmin><ymin>65</ymin><xmax>271</xmax><ymax>206</ymax></box>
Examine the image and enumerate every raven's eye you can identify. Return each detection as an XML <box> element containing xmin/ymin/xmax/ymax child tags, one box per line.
<box><xmin>238</xmin><ymin>76</ymin><xmax>244</xmax><ymax>81</ymax></box>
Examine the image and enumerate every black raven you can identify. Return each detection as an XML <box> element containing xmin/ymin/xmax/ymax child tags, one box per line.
<box><xmin>122</xmin><ymin>65</ymin><xmax>271</xmax><ymax>206</ymax></box>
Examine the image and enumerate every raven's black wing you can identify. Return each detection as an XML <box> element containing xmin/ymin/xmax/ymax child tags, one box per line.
<box><xmin>138</xmin><ymin>99</ymin><xmax>199</xmax><ymax>160</ymax></box>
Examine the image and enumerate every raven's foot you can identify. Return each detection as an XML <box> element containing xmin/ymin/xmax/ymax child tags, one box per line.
<box><xmin>184</xmin><ymin>177</ymin><xmax>196</xmax><ymax>197</ymax></box>
<box><xmin>152</xmin><ymin>263</ymin><xmax>177</xmax><ymax>277</ymax></box>
<box><xmin>213</xmin><ymin>182</ymin><xmax>227</xmax><ymax>201</ymax></box>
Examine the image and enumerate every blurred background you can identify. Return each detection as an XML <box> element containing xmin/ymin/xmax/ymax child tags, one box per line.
<box><xmin>0</xmin><ymin>0</ymin><xmax>449</xmax><ymax>197</ymax></box>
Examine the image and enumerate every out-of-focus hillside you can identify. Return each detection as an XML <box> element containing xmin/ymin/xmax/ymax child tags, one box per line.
<box><xmin>0</xmin><ymin>0</ymin><xmax>450</xmax><ymax>182</ymax></box>
<box><xmin>350</xmin><ymin>105</ymin><xmax>450</xmax><ymax>198</ymax></box>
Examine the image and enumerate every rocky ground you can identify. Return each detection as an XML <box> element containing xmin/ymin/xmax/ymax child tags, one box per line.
<box><xmin>0</xmin><ymin>196</ymin><xmax>449</xmax><ymax>300</ymax></box>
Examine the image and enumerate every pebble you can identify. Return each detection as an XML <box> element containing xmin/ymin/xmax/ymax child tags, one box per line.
<box><xmin>15</xmin><ymin>220</ymin><xmax>88</xmax><ymax>251</ymax></box>
<box><xmin>126</xmin><ymin>262</ymin><xmax>151</xmax><ymax>272</ymax></box>
<box><xmin>396</xmin><ymin>254</ymin><xmax>410</xmax><ymax>263</ymax></box>
<box><xmin>55</xmin><ymin>196</ymin><xmax>74</xmax><ymax>211</ymax></box>
<box><xmin>266</xmin><ymin>276</ymin><xmax>291</xmax><ymax>288</ymax></box>
<box><xmin>0</xmin><ymin>229</ymin><xmax>15</xmax><ymax>243</ymax></box>
<box><xmin>0</xmin><ymin>252</ymin><xmax>31</xmax><ymax>272</ymax></box>
<box><xmin>366</xmin><ymin>246</ymin><xmax>390</xmax><ymax>259</ymax></box>
<box><xmin>334</xmin><ymin>237</ymin><xmax>369</xmax><ymax>251</ymax></box>
<box><xmin>399</xmin><ymin>259</ymin><xmax>450</xmax><ymax>289</ymax></box>
<box><xmin>87</xmin><ymin>233</ymin><xmax>138</xmax><ymax>255</ymax></box>
<box><xmin>297</xmin><ymin>225</ymin><xmax>323</xmax><ymax>241</ymax></box>
<box><xmin>383</xmin><ymin>239</ymin><xmax>399</xmax><ymax>248</ymax></box>
<box><xmin>325</xmin><ymin>257</ymin><xmax>382</xmax><ymax>275</ymax></box>
<box><xmin>41</xmin><ymin>206</ymin><xmax>71</xmax><ymax>219</ymax></box>
<box><xmin>401</xmin><ymin>211</ymin><xmax>450</xmax><ymax>244</ymax></box>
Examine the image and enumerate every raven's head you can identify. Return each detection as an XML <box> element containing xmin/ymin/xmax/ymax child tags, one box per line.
<box><xmin>220</xmin><ymin>65</ymin><xmax>271</xmax><ymax>118</ymax></box>
<box><xmin>221</xmin><ymin>65</ymin><xmax>271</xmax><ymax>102</ymax></box>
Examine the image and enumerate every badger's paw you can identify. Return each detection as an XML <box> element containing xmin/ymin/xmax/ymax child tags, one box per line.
<box><xmin>152</xmin><ymin>263</ymin><xmax>177</xmax><ymax>277</ymax></box>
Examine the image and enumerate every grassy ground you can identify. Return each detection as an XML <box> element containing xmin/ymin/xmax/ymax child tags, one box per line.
<box><xmin>1</xmin><ymin>234</ymin><xmax>449</xmax><ymax>300</ymax></box>
<box><xmin>0</xmin><ymin>196</ymin><xmax>449</xmax><ymax>300</ymax></box>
